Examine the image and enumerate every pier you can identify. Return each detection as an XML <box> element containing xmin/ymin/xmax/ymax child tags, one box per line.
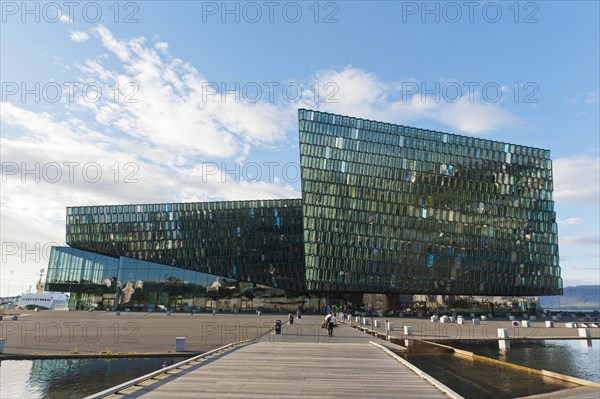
<box><xmin>86</xmin><ymin>319</ymin><xmax>460</xmax><ymax>399</ymax></box>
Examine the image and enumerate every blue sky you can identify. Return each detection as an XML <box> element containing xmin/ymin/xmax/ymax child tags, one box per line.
<box><xmin>1</xmin><ymin>1</ymin><xmax>598</xmax><ymax>296</ymax></box>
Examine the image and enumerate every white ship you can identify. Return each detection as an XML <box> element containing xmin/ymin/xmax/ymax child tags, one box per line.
<box><xmin>16</xmin><ymin>268</ymin><xmax>69</xmax><ymax>310</ymax></box>
<box><xmin>17</xmin><ymin>292</ymin><xmax>69</xmax><ymax>310</ymax></box>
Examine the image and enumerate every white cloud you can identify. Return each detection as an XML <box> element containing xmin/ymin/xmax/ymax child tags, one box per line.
<box><xmin>558</xmin><ymin>217</ymin><xmax>583</xmax><ymax>225</ymax></box>
<box><xmin>301</xmin><ymin>66</ymin><xmax>521</xmax><ymax>135</ymax></box>
<box><xmin>560</xmin><ymin>234</ymin><xmax>600</xmax><ymax>246</ymax></box>
<box><xmin>155</xmin><ymin>42</ymin><xmax>169</xmax><ymax>51</ymax></box>
<box><xmin>585</xmin><ymin>90</ymin><xmax>599</xmax><ymax>104</ymax></box>
<box><xmin>59</xmin><ymin>15</ymin><xmax>73</xmax><ymax>24</ymax></box>
<box><xmin>70</xmin><ymin>30</ymin><xmax>90</xmax><ymax>42</ymax></box>
<box><xmin>554</xmin><ymin>155</ymin><xmax>600</xmax><ymax>205</ymax></box>
<box><xmin>79</xmin><ymin>25</ymin><xmax>292</xmax><ymax>163</ymax></box>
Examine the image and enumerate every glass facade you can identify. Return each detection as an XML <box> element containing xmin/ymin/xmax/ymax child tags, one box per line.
<box><xmin>46</xmin><ymin>109</ymin><xmax>562</xmax><ymax>305</ymax></box>
<box><xmin>298</xmin><ymin>109</ymin><xmax>562</xmax><ymax>295</ymax></box>
<box><xmin>65</xmin><ymin>199</ymin><xmax>305</xmax><ymax>292</ymax></box>
<box><xmin>46</xmin><ymin>246</ymin><xmax>309</xmax><ymax>311</ymax></box>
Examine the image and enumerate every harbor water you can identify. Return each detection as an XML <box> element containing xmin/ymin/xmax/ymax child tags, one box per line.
<box><xmin>442</xmin><ymin>339</ymin><xmax>600</xmax><ymax>383</ymax></box>
<box><xmin>0</xmin><ymin>357</ymin><xmax>184</xmax><ymax>399</ymax></box>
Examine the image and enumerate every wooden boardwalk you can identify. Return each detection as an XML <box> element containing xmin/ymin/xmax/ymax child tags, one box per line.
<box><xmin>109</xmin><ymin>342</ymin><xmax>453</xmax><ymax>398</ymax></box>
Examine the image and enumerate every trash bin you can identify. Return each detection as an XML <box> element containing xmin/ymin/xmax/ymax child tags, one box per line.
<box><xmin>288</xmin><ymin>314</ymin><xmax>294</xmax><ymax>324</ymax></box>
<box><xmin>274</xmin><ymin>320</ymin><xmax>282</xmax><ymax>334</ymax></box>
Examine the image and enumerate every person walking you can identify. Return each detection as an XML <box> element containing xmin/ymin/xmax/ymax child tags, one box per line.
<box><xmin>326</xmin><ymin>312</ymin><xmax>336</xmax><ymax>337</ymax></box>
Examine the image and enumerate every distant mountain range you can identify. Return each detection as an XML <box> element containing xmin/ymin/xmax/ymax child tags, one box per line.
<box><xmin>540</xmin><ymin>285</ymin><xmax>600</xmax><ymax>309</ymax></box>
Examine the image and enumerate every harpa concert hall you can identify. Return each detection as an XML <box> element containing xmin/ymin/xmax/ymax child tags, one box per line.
<box><xmin>45</xmin><ymin>109</ymin><xmax>562</xmax><ymax>312</ymax></box>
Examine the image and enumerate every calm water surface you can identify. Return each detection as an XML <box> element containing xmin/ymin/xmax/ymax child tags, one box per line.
<box><xmin>0</xmin><ymin>357</ymin><xmax>184</xmax><ymax>399</ymax></box>
<box><xmin>443</xmin><ymin>339</ymin><xmax>600</xmax><ymax>383</ymax></box>
<box><xmin>395</xmin><ymin>338</ymin><xmax>600</xmax><ymax>399</ymax></box>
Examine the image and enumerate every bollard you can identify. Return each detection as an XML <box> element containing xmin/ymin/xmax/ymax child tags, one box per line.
<box><xmin>522</xmin><ymin>320</ymin><xmax>530</xmax><ymax>328</ymax></box>
<box><xmin>481</xmin><ymin>315</ymin><xmax>487</xmax><ymax>321</ymax></box>
<box><xmin>498</xmin><ymin>328</ymin><xmax>510</xmax><ymax>349</ymax></box>
<box><xmin>175</xmin><ymin>337</ymin><xmax>186</xmax><ymax>352</ymax></box>
<box><xmin>0</xmin><ymin>338</ymin><xmax>4</xmax><ymax>353</ymax></box>
<box><xmin>374</xmin><ymin>320</ymin><xmax>381</xmax><ymax>328</ymax></box>
<box><xmin>472</xmin><ymin>318</ymin><xmax>480</xmax><ymax>325</ymax></box>
<box><xmin>565</xmin><ymin>322</ymin><xmax>578</xmax><ymax>328</ymax></box>
<box><xmin>545</xmin><ymin>321</ymin><xmax>554</xmax><ymax>328</ymax></box>
<box><xmin>578</xmin><ymin>328</ymin><xmax>591</xmax><ymax>338</ymax></box>
<box><xmin>440</xmin><ymin>315</ymin><xmax>449</xmax><ymax>323</ymax></box>
<box><xmin>457</xmin><ymin>317</ymin><xmax>464</xmax><ymax>325</ymax></box>
<box><xmin>431</xmin><ymin>315</ymin><xmax>439</xmax><ymax>323</ymax></box>
<box><xmin>386</xmin><ymin>322</ymin><xmax>395</xmax><ymax>331</ymax></box>
<box><xmin>404</xmin><ymin>326</ymin><xmax>413</xmax><ymax>336</ymax></box>
<box><xmin>274</xmin><ymin>320</ymin><xmax>282</xmax><ymax>335</ymax></box>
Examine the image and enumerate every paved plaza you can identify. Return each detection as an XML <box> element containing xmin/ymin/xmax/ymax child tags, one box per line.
<box><xmin>0</xmin><ymin>311</ymin><xmax>598</xmax><ymax>357</ymax></box>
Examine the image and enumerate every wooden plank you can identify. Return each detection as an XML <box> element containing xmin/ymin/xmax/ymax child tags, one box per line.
<box><xmin>121</xmin><ymin>342</ymin><xmax>447</xmax><ymax>398</ymax></box>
